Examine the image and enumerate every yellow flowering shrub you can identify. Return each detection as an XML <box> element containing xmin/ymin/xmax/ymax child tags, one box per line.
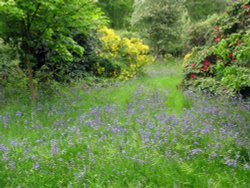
<box><xmin>93</xmin><ymin>27</ymin><xmax>153</xmax><ymax>80</ymax></box>
<box><xmin>183</xmin><ymin>52</ymin><xmax>193</xmax><ymax>67</ymax></box>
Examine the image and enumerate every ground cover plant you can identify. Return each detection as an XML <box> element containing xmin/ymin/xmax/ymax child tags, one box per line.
<box><xmin>0</xmin><ymin>61</ymin><xmax>249</xmax><ymax>187</ymax></box>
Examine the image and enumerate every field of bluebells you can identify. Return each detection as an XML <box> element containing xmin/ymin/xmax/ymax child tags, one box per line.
<box><xmin>0</xmin><ymin>62</ymin><xmax>249</xmax><ymax>187</ymax></box>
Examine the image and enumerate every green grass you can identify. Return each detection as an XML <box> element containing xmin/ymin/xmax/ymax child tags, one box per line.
<box><xmin>0</xmin><ymin>59</ymin><xmax>249</xmax><ymax>187</ymax></box>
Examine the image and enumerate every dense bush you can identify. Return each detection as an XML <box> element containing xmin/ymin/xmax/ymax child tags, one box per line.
<box><xmin>0</xmin><ymin>42</ymin><xmax>18</xmax><ymax>81</ymax></box>
<box><xmin>0</xmin><ymin>42</ymin><xmax>28</xmax><ymax>99</ymax></box>
<box><xmin>0</xmin><ymin>0</ymin><xmax>106</xmax><ymax>100</ymax></box>
<box><xmin>183</xmin><ymin>0</ymin><xmax>250</xmax><ymax>97</ymax></box>
<box><xmin>37</xmin><ymin>32</ymin><xmax>101</xmax><ymax>83</ymax></box>
<box><xmin>184</xmin><ymin>15</ymin><xmax>218</xmax><ymax>53</ymax></box>
<box><xmin>92</xmin><ymin>27</ymin><xmax>153</xmax><ymax>80</ymax></box>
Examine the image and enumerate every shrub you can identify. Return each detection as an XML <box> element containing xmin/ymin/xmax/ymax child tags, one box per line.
<box><xmin>183</xmin><ymin>0</ymin><xmax>250</xmax><ymax>97</ymax></box>
<box><xmin>93</xmin><ymin>27</ymin><xmax>153</xmax><ymax>80</ymax></box>
<box><xmin>0</xmin><ymin>42</ymin><xmax>29</xmax><ymax>100</ymax></box>
<box><xmin>184</xmin><ymin>14</ymin><xmax>219</xmax><ymax>52</ymax></box>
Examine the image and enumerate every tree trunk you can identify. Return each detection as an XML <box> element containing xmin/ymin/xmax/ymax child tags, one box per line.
<box><xmin>153</xmin><ymin>46</ymin><xmax>161</xmax><ymax>63</ymax></box>
<box><xmin>23</xmin><ymin>48</ymin><xmax>36</xmax><ymax>102</ymax></box>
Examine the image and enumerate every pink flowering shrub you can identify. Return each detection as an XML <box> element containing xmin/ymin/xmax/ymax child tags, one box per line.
<box><xmin>183</xmin><ymin>0</ymin><xmax>250</xmax><ymax>97</ymax></box>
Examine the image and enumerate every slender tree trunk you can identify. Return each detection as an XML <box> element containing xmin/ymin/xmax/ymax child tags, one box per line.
<box><xmin>153</xmin><ymin>46</ymin><xmax>161</xmax><ymax>63</ymax></box>
<box><xmin>23</xmin><ymin>47</ymin><xmax>36</xmax><ymax>102</ymax></box>
<box><xmin>21</xmin><ymin>16</ymin><xmax>37</xmax><ymax>102</ymax></box>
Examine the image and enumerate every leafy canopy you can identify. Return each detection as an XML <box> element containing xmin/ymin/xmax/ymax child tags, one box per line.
<box><xmin>0</xmin><ymin>0</ymin><xmax>106</xmax><ymax>100</ymax></box>
<box><xmin>184</xmin><ymin>0</ymin><xmax>230</xmax><ymax>22</ymax></box>
<box><xmin>0</xmin><ymin>0</ymin><xmax>105</xmax><ymax>61</ymax></box>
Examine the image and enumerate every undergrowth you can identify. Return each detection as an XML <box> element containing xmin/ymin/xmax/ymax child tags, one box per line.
<box><xmin>0</xmin><ymin>59</ymin><xmax>249</xmax><ymax>187</ymax></box>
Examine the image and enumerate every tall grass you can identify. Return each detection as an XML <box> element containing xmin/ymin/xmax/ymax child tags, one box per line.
<box><xmin>0</xmin><ymin>59</ymin><xmax>249</xmax><ymax>187</ymax></box>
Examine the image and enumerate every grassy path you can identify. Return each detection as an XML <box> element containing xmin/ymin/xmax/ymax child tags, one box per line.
<box><xmin>0</xmin><ymin>60</ymin><xmax>249</xmax><ymax>187</ymax></box>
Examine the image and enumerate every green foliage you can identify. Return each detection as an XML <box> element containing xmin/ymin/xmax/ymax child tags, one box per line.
<box><xmin>0</xmin><ymin>41</ymin><xmax>28</xmax><ymax>99</ymax></box>
<box><xmin>0</xmin><ymin>40</ymin><xmax>18</xmax><ymax>81</ymax></box>
<box><xmin>96</xmin><ymin>0</ymin><xmax>134</xmax><ymax>29</ymax></box>
<box><xmin>131</xmin><ymin>0</ymin><xmax>188</xmax><ymax>56</ymax></box>
<box><xmin>220</xmin><ymin>66</ymin><xmax>250</xmax><ymax>92</ymax></box>
<box><xmin>183</xmin><ymin>0</ymin><xmax>250</xmax><ymax>97</ymax></box>
<box><xmin>184</xmin><ymin>15</ymin><xmax>219</xmax><ymax>52</ymax></box>
<box><xmin>184</xmin><ymin>0</ymin><xmax>230</xmax><ymax>22</ymax></box>
<box><xmin>0</xmin><ymin>0</ymin><xmax>106</xmax><ymax>99</ymax></box>
<box><xmin>191</xmin><ymin>77</ymin><xmax>225</xmax><ymax>95</ymax></box>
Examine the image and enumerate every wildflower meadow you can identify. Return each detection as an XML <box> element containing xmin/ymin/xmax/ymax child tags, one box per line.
<box><xmin>0</xmin><ymin>62</ymin><xmax>249</xmax><ymax>187</ymax></box>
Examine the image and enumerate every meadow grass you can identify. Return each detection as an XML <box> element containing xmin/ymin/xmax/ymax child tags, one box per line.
<box><xmin>0</xmin><ymin>59</ymin><xmax>249</xmax><ymax>187</ymax></box>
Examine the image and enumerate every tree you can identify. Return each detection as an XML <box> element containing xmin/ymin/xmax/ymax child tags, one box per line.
<box><xmin>0</xmin><ymin>0</ymin><xmax>105</xmax><ymax>101</ymax></box>
<box><xmin>131</xmin><ymin>0</ymin><xmax>188</xmax><ymax>56</ymax></box>
<box><xmin>97</xmin><ymin>0</ymin><xmax>134</xmax><ymax>29</ymax></box>
<box><xmin>184</xmin><ymin>0</ymin><xmax>230</xmax><ymax>22</ymax></box>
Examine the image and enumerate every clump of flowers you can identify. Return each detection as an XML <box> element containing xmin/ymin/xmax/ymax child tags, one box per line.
<box><xmin>183</xmin><ymin>0</ymin><xmax>250</xmax><ymax>97</ymax></box>
<box><xmin>94</xmin><ymin>27</ymin><xmax>153</xmax><ymax>80</ymax></box>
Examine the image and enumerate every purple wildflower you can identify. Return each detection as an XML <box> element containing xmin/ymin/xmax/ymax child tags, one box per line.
<box><xmin>2</xmin><ymin>153</ymin><xmax>9</xmax><ymax>161</ymax></box>
<box><xmin>51</xmin><ymin>139</ymin><xmax>59</xmax><ymax>155</ymax></box>
<box><xmin>243</xmin><ymin>163</ymin><xmax>249</xmax><ymax>170</ymax></box>
<box><xmin>191</xmin><ymin>149</ymin><xmax>202</xmax><ymax>155</ymax></box>
<box><xmin>225</xmin><ymin>159</ymin><xmax>237</xmax><ymax>167</ymax></box>
<box><xmin>16</xmin><ymin>111</ymin><xmax>21</xmax><ymax>117</ymax></box>
<box><xmin>33</xmin><ymin>162</ymin><xmax>40</xmax><ymax>170</ymax></box>
<box><xmin>3</xmin><ymin>116</ymin><xmax>8</xmax><ymax>129</ymax></box>
<box><xmin>9</xmin><ymin>140</ymin><xmax>15</xmax><ymax>146</ymax></box>
<box><xmin>10</xmin><ymin>160</ymin><xmax>15</xmax><ymax>169</ymax></box>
